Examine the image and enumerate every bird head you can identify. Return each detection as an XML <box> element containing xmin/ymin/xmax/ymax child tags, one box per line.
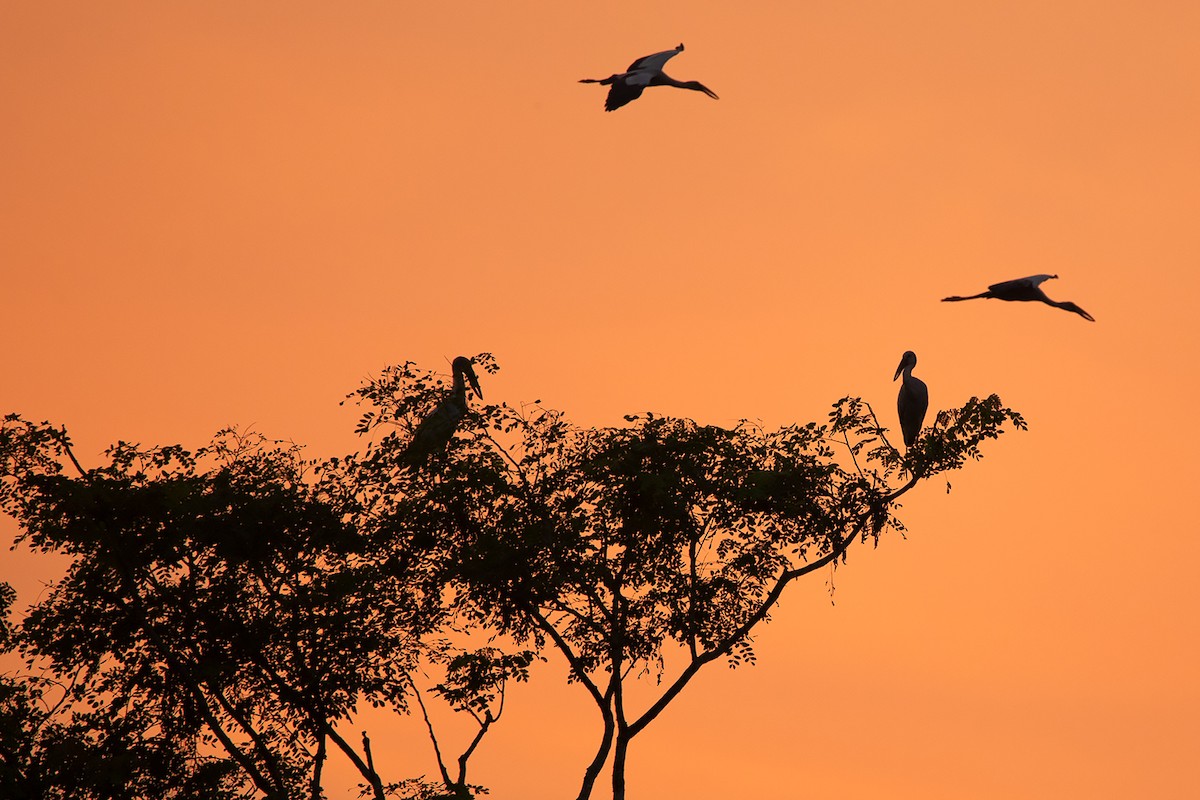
<box><xmin>452</xmin><ymin>356</ymin><xmax>484</xmax><ymax>399</ymax></box>
<box><xmin>1059</xmin><ymin>302</ymin><xmax>1096</xmax><ymax>322</ymax></box>
<box><xmin>894</xmin><ymin>351</ymin><xmax>917</xmax><ymax>381</ymax></box>
<box><xmin>684</xmin><ymin>80</ymin><xmax>719</xmax><ymax>99</ymax></box>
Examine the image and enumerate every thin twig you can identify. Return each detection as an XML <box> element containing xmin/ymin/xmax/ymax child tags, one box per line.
<box><xmin>408</xmin><ymin>677</ymin><xmax>453</xmax><ymax>787</ymax></box>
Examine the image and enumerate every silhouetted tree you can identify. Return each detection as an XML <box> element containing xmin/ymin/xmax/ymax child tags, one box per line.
<box><xmin>343</xmin><ymin>360</ymin><xmax>1026</xmax><ymax>800</ymax></box>
<box><xmin>0</xmin><ymin>420</ymin><xmax>462</xmax><ymax>799</ymax></box>
<box><xmin>3</xmin><ymin>357</ymin><xmax>1024</xmax><ymax>800</ymax></box>
<box><xmin>1</xmin><ymin>581</ymin><xmax>245</xmax><ymax>800</ymax></box>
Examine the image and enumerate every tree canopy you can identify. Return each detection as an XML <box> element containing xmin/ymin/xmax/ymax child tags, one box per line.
<box><xmin>1</xmin><ymin>357</ymin><xmax>1024</xmax><ymax>799</ymax></box>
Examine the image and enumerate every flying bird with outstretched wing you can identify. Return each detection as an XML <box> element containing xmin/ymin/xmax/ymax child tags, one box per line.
<box><xmin>580</xmin><ymin>43</ymin><xmax>719</xmax><ymax>111</ymax></box>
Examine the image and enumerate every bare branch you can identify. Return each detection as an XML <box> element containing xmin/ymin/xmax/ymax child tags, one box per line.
<box><xmin>624</xmin><ymin>475</ymin><xmax>919</xmax><ymax>740</ymax></box>
<box><xmin>408</xmin><ymin>676</ymin><xmax>453</xmax><ymax>787</ymax></box>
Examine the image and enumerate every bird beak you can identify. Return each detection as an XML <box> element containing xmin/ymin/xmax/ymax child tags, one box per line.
<box><xmin>701</xmin><ymin>85</ymin><xmax>719</xmax><ymax>100</ymax></box>
<box><xmin>466</xmin><ymin>367</ymin><xmax>483</xmax><ymax>399</ymax></box>
<box><xmin>893</xmin><ymin>360</ymin><xmax>905</xmax><ymax>381</ymax></box>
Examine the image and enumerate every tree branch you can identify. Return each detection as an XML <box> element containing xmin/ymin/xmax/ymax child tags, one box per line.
<box><xmin>249</xmin><ymin>651</ymin><xmax>384</xmax><ymax>795</ymax></box>
<box><xmin>360</xmin><ymin>731</ymin><xmax>385</xmax><ymax>800</ymax></box>
<box><xmin>530</xmin><ymin>608</ymin><xmax>606</xmax><ymax>710</ymax></box>
<box><xmin>574</xmin><ymin>678</ymin><xmax>615</xmax><ymax>800</ymax></box>
<box><xmin>202</xmin><ymin>678</ymin><xmax>292</xmax><ymax>797</ymax></box>
<box><xmin>455</xmin><ymin>709</ymin><xmax>493</xmax><ymax>786</ymax></box>
<box><xmin>182</xmin><ymin>675</ymin><xmax>284</xmax><ymax>800</ymax></box>
<box><xmin>686</xmin><ymin>516</ymin><xmax>714</xmax><ymax>662</ymax></box>
<box><xmin>54</xmin><ymin>429</ymin><xmax>90</xmax><ymax>479</ymax></box>
<box><xmin>624</xmin><ymin>476</ymin><xmax>918</xmax><ymax>740</ymax></box>
<box><xmin>409</xmin><ymin>676</ymin><xmax>453</xmax><ymax>787</ymax></box>
<box><xmin>309</xmin><ymin>732</ymin><xmax>327</xmax><ymax>800</ymax></box>
<box><xmin>545</xmin><ymin>599</ymin><xmax>608</xmax><ymax>637</ymax></box>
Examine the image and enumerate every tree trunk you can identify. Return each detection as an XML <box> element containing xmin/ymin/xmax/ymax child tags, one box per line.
<box><xmin>309</xmin><ymin>733</ymin><xmax>327</xmax><ymax>800</ymax></box>
<box><xmin>611</xmin><ymin>732</ymin><xmax>630</xmax><ymax>800</ymax></box>
<box><xmin>575</xmin><ymin>705</ymin><xmax>615</xmax><ymax>800</ymax></box>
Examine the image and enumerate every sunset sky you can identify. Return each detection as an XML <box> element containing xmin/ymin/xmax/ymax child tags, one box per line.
<box><xmin>3</xmin><ymin>2</ymin><xmax>1199</xmax><ymax>797</ymax></box>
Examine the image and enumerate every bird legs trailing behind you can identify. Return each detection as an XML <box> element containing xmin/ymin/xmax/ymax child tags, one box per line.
<box><xmin>942</xmin><ymin>274</ymin><xmax>1095</xmax><ymax>321</ymax></box>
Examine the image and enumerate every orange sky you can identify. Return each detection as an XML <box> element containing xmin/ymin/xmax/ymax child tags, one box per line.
<box><xmin>3</xmin><ymin>2</ymin><xmax>1199</xmax><ymax>798</ymax></box>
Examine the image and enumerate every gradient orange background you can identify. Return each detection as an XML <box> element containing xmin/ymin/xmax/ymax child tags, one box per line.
<box><xmin>3</xmin><ymin>2</ymin><xmax>1198</xmax><ymax>797</ymax></box>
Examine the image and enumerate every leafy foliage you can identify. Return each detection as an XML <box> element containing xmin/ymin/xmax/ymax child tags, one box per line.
<box><xmin>431</xmin><ymin>648</ymin><xmax>537</xmax><ymax>716</ymax></box>
<box><xmin>1</xmin><ymin>421</ymin><xmax>447</xmax><ymax>799</ymax></box>
<box><xmin>1</xmin><ymin>357</ymin><xmax>1025</xmax><ymax>800</ymax></box>
<box><xmin>1</xmin><ymin>581</ymin><xmax>244</xmax><ymax>800</ymax></box>
<box><xmin>338</xmin><ymin>359</ymin><xmax>1025</xmax><ymax>800</ymax></box>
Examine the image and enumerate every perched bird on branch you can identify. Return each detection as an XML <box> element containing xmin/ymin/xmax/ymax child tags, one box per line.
<box><xmin>894</xmin><ymin>351</ymin><xmax>928</xmax><ymax>450</ymax></box>
<box><xmin>400</xmin><ymin>356</ymin><xmax>483</xmax><ymax>467</ymax></box>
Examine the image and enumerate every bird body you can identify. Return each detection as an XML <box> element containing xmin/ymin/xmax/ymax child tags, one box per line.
<box><xmin>580</xmin><ymin>43</ymin><xmax>719</xmax><ymax>111</ymax></box>
<box><xmin>942</xmin><ymin>274</ymin><xmax>1095</xmax><ymax>321</ymax></box>
<box><xmin>400</xmin><ymin>356</ymin><xmax>483</xmax><ymax>467</ymax></box>
<box><xmin>894</xmin><ymin>351</ymin><xmax>928</xmax><ymax>449</ymax></box>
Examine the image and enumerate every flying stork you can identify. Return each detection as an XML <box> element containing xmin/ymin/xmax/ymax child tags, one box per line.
<box><xmin>400</xmin><ymin>356</ymin><xmax>483</xmax><ymax>467</ymax></box>
<box><xmin>894</xmin><ymin>351</ymin><xmax>928</xmax><ymax>450</ymax></box>
<box><xmin>580</xmin><ymin>43</ymin><xmax>719</xmax><ymax>112</ymax></box>
<box><xmin>942</xmin><ymin>274</ymin><xmax>1095</xmax><ymax>321</ymax></box>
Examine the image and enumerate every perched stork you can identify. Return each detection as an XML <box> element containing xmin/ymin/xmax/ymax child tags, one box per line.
<box><xmin>400</xmin><ymin>356</ymin><xmax>483</xmax><ymax>467</ymax></box>
<box><xmin>580</xmin><ymin>43</ymin><xmax>719</xmax><ymax>112</ymax></box>
<box><xmin>942</xmin><ymin>274</ymin><xmax>1095</xmax><ymax>321</ymax></box>
<box><xmin>894</xmin><ymin>351</ymin><xmax>928</xmax><ymax>450</ymax></box>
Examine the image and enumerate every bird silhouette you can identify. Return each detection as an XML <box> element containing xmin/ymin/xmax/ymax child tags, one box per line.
<box><xmin>894</xmin><ymin>351</ymin><xmax>928</xmax><ymax>450</ymax></box>
<box><xmin>400</xmin><ymin>356</ymin><xmax>483</xmax><ymax>467</ymax></box>
<box><xmin>580</xmin><ymin>43</ymin><xmax>719</xmax><ymax>112</ymax></box>
<box><xmin>942</xmin><ymin>274</ymin><xmax>1095</xmax><ymax>321</ymax></box>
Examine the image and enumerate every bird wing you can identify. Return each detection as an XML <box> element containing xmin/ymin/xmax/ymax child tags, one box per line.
<box><xmin>626</xmin><ymin>44</ymin><xmax>683</xmax><ymax>74</ymax></box>
<box><xmin>401</xmin><ymin>400</ymin><xmax>465</xmax><ymax>465</ymax></box>
<box><xmin>897</xmin><ymin>377</ymin><xmax>929</xmax><ymax>447</ymax></box>
<box><xmin>987</xmin><ymin>274</ymin><xmax>1054</xmax><ymax>293</ymax></box>
<box><xmin>605</xmin><ymin>81</ymin><xmax>645</xmax><ymax>111</ymax></box>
